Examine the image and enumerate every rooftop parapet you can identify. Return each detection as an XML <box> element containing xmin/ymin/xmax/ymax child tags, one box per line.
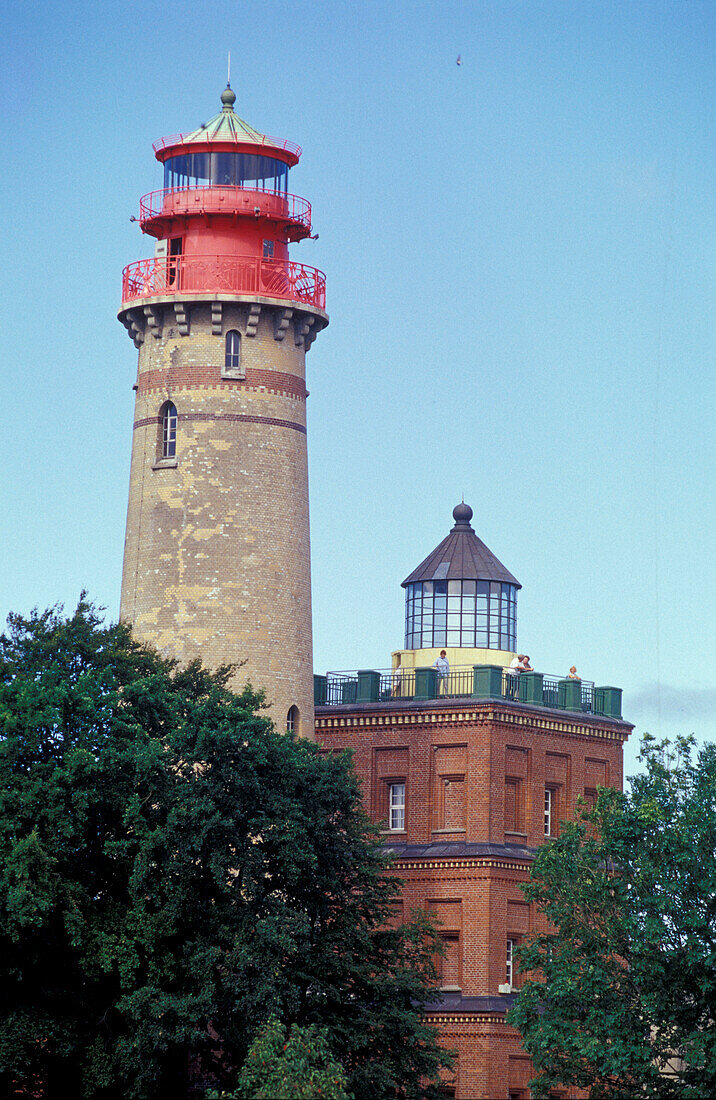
<box><xmin>314</xmin><ymin>665</ymin><xmax>623</xmax><ymax>719</ymax></box>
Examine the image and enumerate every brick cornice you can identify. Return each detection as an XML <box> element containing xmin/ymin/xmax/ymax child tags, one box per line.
<box><xmin>490</xmin><ymin>707</ymin><xmax>629</xmax><ymax>740</ymax></box>
<box><xmin>316</xmin><ymin>703</ymin><xmax>631</xmax><ymax>742</ymax></box>
<box><xmin>392</xmin><ymin>857</ymin><xmax>532</xmax><ymax>873</ymax></box>
<box><xmin>426</xmin><ymin>1013</ymin><xmax>511</xmax><ymax>1026</ymax></box>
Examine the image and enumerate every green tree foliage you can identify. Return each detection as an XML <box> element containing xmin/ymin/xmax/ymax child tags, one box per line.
<box><xmin>233</xmin><ymin>1016</ymin><xmax>350</xmax><ymax>1099</ymax></box>
<box><xmin>0</xmin><ymin>598</ymin><xmax>449</xmax><ymax>1099</ymax></box>
<box><xmin>508</xmin><ymin>734</ymin><xmax>716</xmax><ymax>1099</ymax></box>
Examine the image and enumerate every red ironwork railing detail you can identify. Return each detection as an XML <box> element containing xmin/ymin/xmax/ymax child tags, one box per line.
<box><xmin>138</xmin><ymin>186</ymin><xmax>311</xmax><ymax>234</ymax></box>
<box><xmin>122</xmin><ymin>255</ymin><xmax>326</xmax><ymax>310</ymax></box>
<box><xmin>153</xmin><ymin>132</ymin><xmax>302</xmax><ymax>159</ymax></box>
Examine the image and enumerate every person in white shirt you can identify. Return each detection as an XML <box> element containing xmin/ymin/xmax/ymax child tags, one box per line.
<box><xmin>506</xmin><ymin>654</ymin><xmax>525</xmax><ymax>698</ymax></box>
<box><xmin>434</xmin><ymin>650</ymin><xmax>450</xmax><ymax>695</ymax></box>
<box><xmin>392</xmin><ymin>655</ymin><xmax>403</xmax><ymax>697</ymax></box>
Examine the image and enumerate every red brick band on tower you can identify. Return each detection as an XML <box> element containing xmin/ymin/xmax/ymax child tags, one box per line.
<box><xmin>133</xmin><ymin>412</ymin><xmax>308</xmax><ymax>435</ymax></box>
<box><xmin>137</xmin><ymin>365</ymin><xmax>309</xmax><ymax>400</ymax></box>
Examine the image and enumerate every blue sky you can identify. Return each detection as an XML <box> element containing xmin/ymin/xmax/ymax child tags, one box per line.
<box><xmin>1</xmin><ymin>0</ymin><xmax>713</xmax><ymax>775</ymax></box>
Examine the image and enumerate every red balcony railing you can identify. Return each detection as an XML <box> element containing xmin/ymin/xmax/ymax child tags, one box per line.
<box><xmin>139</xmin><ymin>186</ymin><xmax>311</xmax><ymax>236</ymax></box>
<box><xmin>153</xmin><ymin>132</ymin><xmax>302</xmax><ymax>159</ymax></box>
<box><xmin>121</xmin><ymin>255</ymin><xmax>326</xmax><ymax>310</ymax></box>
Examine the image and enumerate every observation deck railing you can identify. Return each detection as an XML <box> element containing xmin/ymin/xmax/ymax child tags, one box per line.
<box><xmin>139</xmin><ymin>186</ymin><xmax>311</xmax><ymax>235</ymax></box>
<box><xmin>153</xmin><ymin>132</ymin><xmax>302</xmax><ymax>159</ymax></box>
<box><xmin>314</xmin><ymin>665</ymin><xmax>623</xmax><ymax>719</ymax></box>
<box><xmin>121</xmin><ymin>255</ymin><xmax>326</xmax><ymax>310</ymax></box>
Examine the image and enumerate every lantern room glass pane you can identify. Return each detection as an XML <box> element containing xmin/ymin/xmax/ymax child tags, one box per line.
<box><xmin>164</xmin><ymin>152</ymin><xmax>288</xmax><ymax>192</ymax></box>
<box><xmin>404</xmin><ymin>577</ymin><xmax>517</xmax><ymax>651</ymax></box>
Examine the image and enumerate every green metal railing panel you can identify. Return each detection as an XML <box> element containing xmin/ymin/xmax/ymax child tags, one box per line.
<box><xmin>594</xmin><ymin>686</ymin><xmax>622</xmax><ymax>718</ymax></box>
<box><xmin>558</xmin><ymin>678</ymin><xmax>582</xmax><ymax>711</ymax></box>
<box><xmin>472</xmin><ymin>665</ymin><xmax>504</xmax><ymax>699</ymax></box>
<box><xmin>357</xmin><ymin>669</ymin><xmax>380</xmax><ymax>703</ymax></box>
<box><xmin>415</xmin><ymin>666</ymin><xmax>438</xmax><ymax>700</ymax></box>
<box><xmin>519</xmin><ymin>671</ymin><xmax>544</xmax><ymax>705</ymax></box>
<box><xmin>313</xmin><ymin>674</ymin><xmax>327</xmax><ymax>706</ymax></box>
<box><xmin>340</xmin><ymin>679</ymin><xmax>357</xmax><ymax>704</ymax></box>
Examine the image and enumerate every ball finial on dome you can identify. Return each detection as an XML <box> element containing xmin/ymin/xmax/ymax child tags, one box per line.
<box><xmin>452</xmin><ymin>501</ymin><xmax>473</xmax><ymax>526</ymax></box>
<box><xmin>221</xmin><ymin>83</ymin><xmax>236</xmax><ymax>109</ymax></box>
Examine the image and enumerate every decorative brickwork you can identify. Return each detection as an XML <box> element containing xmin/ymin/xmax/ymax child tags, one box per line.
<box><xmin>137</xmin><ymin>365</ymin><xmax>308</xmax><ymax>401</ymax></box>
<box><xmin>133</xmin><ymin>412</ymin><xmax>308</xmax><ymax>435</ymax></box>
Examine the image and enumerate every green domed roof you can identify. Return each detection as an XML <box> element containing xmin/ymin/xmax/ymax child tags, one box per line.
<box><xmin>154</xmin><ymin>85</ymin><xmax>301</xmax><ymax>161</ymax></box>
<box><xmin>181</xmin><ymin>84</ymin><xmax>269</xmax><ymax>145</ymax></box>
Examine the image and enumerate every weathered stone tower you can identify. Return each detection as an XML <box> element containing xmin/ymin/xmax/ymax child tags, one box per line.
<box><xmin>119</xmin><ymin>85</ymin><xmax>327</xmax><ymax>736</ymax></box>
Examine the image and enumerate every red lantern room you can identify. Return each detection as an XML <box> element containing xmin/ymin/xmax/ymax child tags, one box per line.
<box><xmin>121</xmin><ymin>84</ymin><xmax>325</xmax><ymax>309</ymax></box>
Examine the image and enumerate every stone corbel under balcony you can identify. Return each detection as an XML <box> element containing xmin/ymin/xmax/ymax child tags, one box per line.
<box><xmin>118</xmin><ymin>296</ymin><xmax>328</xmax><ymax>350</ymax></box>
<box><xmin>121</xmin><ymin>310</ymin><xmax>145</xmax><ymax>348</ymax></box>
<box><xmin>273</xmin><ymin>307</ymin><xmax>293</xmax><ymax>342</ymax></box>
<box><xmin>174</xmin><ymin>302</ymin><xmax>190</xmax><ymax>336</ymax></box>
<box><xmin>294</xmin><ymin>314</ymin><xmax>315</xmax><ymax>348</ymax></box>
<box><xmin>143</xmin><ymin>305</ymin><xmax>162</xmax><ymax>339</ymax></box>
<box><xmin>245</xmin><ymin>303</ymin><xmax>261</xmax><ymax>337</ymax></box>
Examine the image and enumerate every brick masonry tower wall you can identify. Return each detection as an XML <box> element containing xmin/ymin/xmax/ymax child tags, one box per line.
<box><xmin>120</xmin><ymin>296</ymin><xmax>326</xmax><ymax>737</ymax></box>
<box><xmin>317</xmin><ymin>697</ymin><xmax>632</xmax><ymax>1098</ymax></box>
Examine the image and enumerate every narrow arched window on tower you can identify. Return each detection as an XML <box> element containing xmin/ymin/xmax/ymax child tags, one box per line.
<box><xmin>160</xmin><ymin>401</ymin><xmax>178</xmax><ymax>460</ymax></box>
<box><xmin>225</xmin><ymin>330</ymin><xmax>241</xmax><ymax>373</ymax></box>
<box><xmin>286</xmin><ymin>705</ymin><xmax>299</xmax><ymax>735</ymax></box>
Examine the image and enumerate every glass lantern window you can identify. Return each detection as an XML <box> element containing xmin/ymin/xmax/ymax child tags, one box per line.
<box><xmin>404</xmin><ymin>579</ymin><xmax>517</xmax><ymax>651</ymax></box>
<box><xmin>163</xmin><ymin>152</ymin><xmax>289</xmax><ymax>192</ymax></box>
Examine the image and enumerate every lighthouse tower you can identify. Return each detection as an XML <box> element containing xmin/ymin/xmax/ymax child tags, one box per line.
<box><xmin>118</xmin><ymin>85</ymin><xmax>327</xmax><ymax>736</ymax></box>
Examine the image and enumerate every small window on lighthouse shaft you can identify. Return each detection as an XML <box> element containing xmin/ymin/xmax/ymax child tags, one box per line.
<box><xmin>262</xmin><ymin>239</ymin><xmax>275</xmax><ymax>259</ymax></box>
<box><xmin>225</xmin><ymin>330</ymin><xmax>241</xmax><ymax>375</ymax></box>
<box><xmin>286</xmin><ymin>705</ymin><xmax>299</xmax><ymax>734</ymax></box>
<box><xmin>160</xmin><ymin>402</ymin><xmax>177</xmax><ymax>460</ymax></box>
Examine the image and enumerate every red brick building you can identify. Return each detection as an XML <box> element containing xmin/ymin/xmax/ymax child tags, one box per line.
<box><xmin>316</xmin><ymin>504</ymin><xmax>633</xmax><ymax>1099</ymax></box>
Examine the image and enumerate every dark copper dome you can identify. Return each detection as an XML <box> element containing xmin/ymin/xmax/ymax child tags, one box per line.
<box><xmin>402</xmin><ymin>503</ymin><xmax>520</xmax><ymax>589</ymax></box>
